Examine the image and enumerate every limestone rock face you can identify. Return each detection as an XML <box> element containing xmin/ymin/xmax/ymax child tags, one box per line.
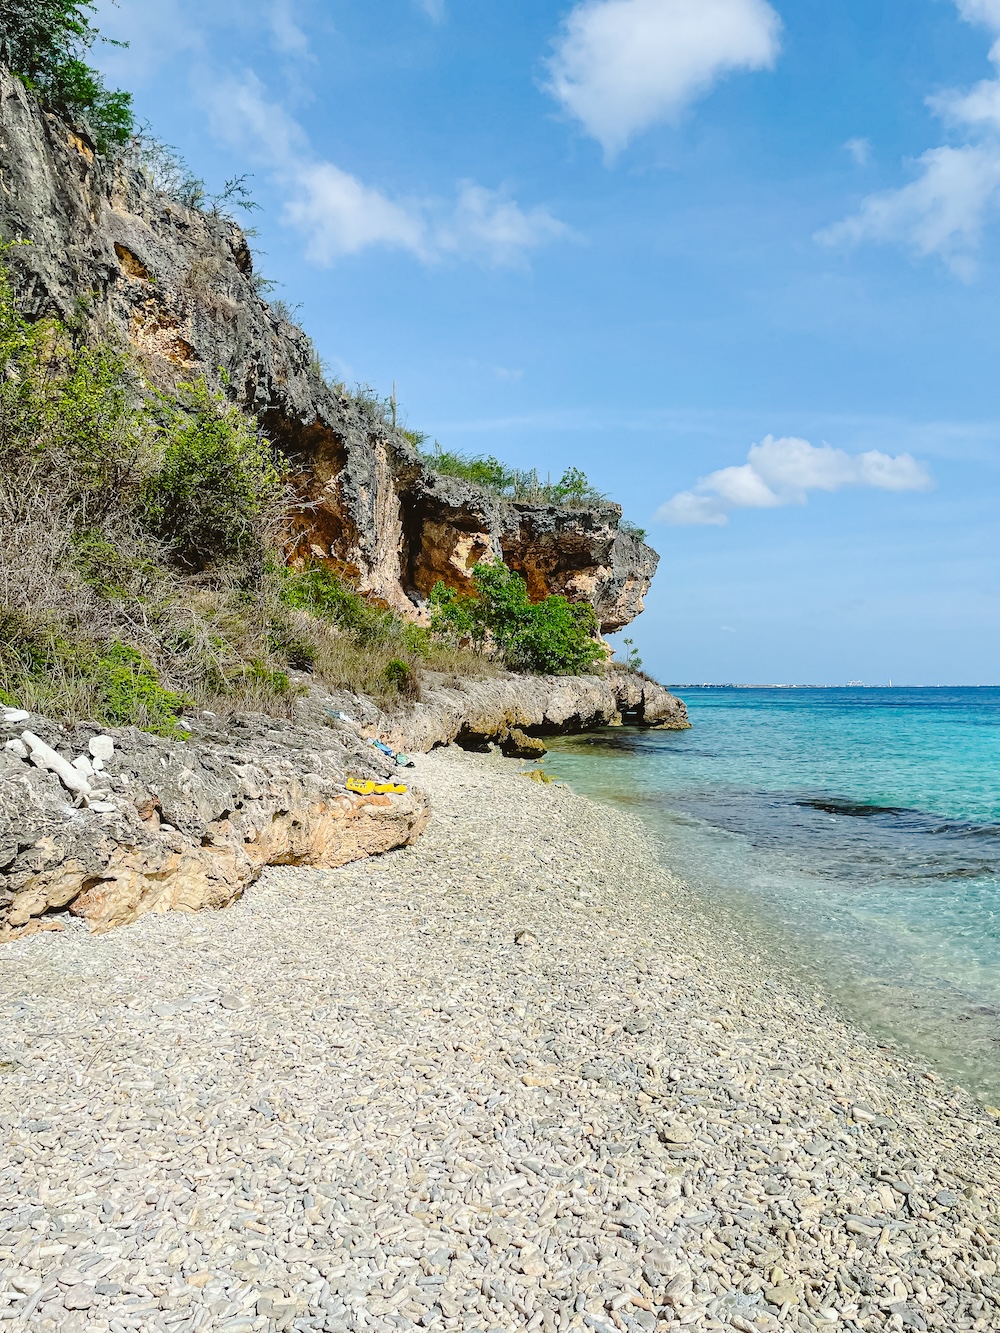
<box><xmin>382</xmin><ymin>670</ymin><xmax>690</xmax><ymax>753</ymax></box>
<box><xmin>0</xmin><ymin>711</ymin><xmax>428</xmax><ymax>939</ymax></box>
<box><xmin>0</xmin><ymin>68</ymin><xmax>659</xmax><ymax>633</ymax></box>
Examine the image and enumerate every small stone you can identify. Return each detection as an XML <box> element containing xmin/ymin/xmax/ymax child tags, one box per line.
<box><xmin>88</xmin><ymin>735</ymin><xmax>115</xmax><ymax>761</ymax></box>
<box><xmin>0</xmin><ymin>708</ymin><xmax>29</xmax><ymax>725</ymax></box>
<box><xmin>63</xmin><ymin>1287</ymin><xmax>95</xmax><ymax>1311</ymax></box>
<box><xmin>514</xmin><ymin>930</ymin><xmax>537</xmax><ymax>947</ymax></box>
<box><xmin>624</xmin><ymin>1015</ymin><xmax>651</xmax><ymax>1035</ymax></box>
<box><xmin>4</xmin><ymin>738</ymin><xmax>29</xmax><ymax>759</ymax></box>
<box><xmin>765</xmin><ymin>1286</ymin><xmax>798</xmax><ymax>1306</ymax></box>
<box><xmin>658</xmin><ymin>1121</ymin><xmax>694</xmax><ymax>1145</ymax></box>
<box><xmin>220</xmin><ymin>993</ymin><xmax>250</xmax><ymax>1011</ymax></box>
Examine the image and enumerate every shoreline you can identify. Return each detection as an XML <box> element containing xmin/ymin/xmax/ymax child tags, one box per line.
<box><xmin>1</xmin><ymin>746</ymin><xmax>998</xmax><ymax>1331</ymax></box>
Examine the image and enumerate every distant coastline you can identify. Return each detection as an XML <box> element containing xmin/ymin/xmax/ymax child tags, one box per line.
<box><xmin>668</xmin><ymin>682</ymin><xmax>1000</xmax><ymax>689</ymax></box>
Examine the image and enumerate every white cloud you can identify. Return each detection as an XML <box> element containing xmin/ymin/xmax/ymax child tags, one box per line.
<box><xmin>544</xmin><ymin>0</ymin><xmax>782</xmax><ymax>157</ymax></box>
<box><xmin>845</xmin><ymin>137</ymin><xmax>872</xmax><ymax>166</ymax></box>
<box><xmin>820</xmin><ymin>1</ymin><xmax>1000</xmax><ymax>276</ymax></box>
<box><xmin>821</xmin><ymin>144</ymin><xmax>1000</xmax><ymax>278</ymax></box>
<box><xmin>435</xmin><ymin>183</ymin><xmax>570</xmax><ymax>266</ymax></box>
<box><xmin>207</xmin><ymin>77</ymin><xmax>569</xmax><ymax>267</ymax></box>
<box><xmin>657</xmin><ymin>435</ymin><xmax>933</xmax><ymax>526</ymax></box>
<box><xmin>287</xmin><ymin>164</ymin><xmax>429</xmax><ymax>262</ymax></box>
<box><xmin>270</xmin><ymin>0</ymin><xmax>310</xmax><ymax>56</ymax></box>
<box><xmin>415</xmin><ymin>0</ymin><xmax>446</xmax><ymax>20</ymax></box>
<box><xmin>955</xmin><ymin>0</ymin><xmax>1000</xmax><ymax>29</ymax></box>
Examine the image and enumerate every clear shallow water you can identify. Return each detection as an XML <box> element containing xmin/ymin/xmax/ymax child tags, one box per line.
<box><xmin>546</xmin><ymin>687</ymin><xmax>1000</xmax><ymax>1103</ymax></box>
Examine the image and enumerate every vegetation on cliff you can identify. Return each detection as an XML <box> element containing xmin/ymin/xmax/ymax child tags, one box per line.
<box><xmin>1</xmin><ymin>1</ymin><xmax>133</xmax><ymax>152</ymax></box>
<box><xmin>0</xmin><ymin>252</ymin><xmax>495</xmax><ymax>730</ymax></box>
<box><xmin>429</xmin><ymin>562</ymin><xmax>605</xmax><ymax>676</ymax></box>
<box><xmin>414</xmin><ymin>439</ymin><xmax>609</xmax><ymax>509</ymax></box>
<box><xmin>0</xmin><ymin>249</ymin><xmax>613</xmax><ymax>734</ymax></box>
<box><xmin>0</xmin><ymin>5</ymin><xmax>647</xmax><ymax>735</ymax></box>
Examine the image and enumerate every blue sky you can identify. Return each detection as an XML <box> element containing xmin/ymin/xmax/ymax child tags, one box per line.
<box><xmin>92</xmin><ymin>0</ymin><xmax>1000</xmax><ymax>684</ymax></box>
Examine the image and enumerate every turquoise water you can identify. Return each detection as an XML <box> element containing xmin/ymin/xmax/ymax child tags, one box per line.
<box><xmin>546</xmin><ymin>687</ymin><xmax>1000</xmax><ymax>1103</ymax></box>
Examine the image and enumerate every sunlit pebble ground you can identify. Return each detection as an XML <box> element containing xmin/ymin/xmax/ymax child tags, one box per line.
<box><xmin>0</xmin><ymin>748</ymin><xmax>998</xmax><ymax>1333</ymax></box>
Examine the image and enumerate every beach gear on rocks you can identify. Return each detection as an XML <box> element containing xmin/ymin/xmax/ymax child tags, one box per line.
<box><xmin>366</xmin><ymin>736</ymin><xmax>414</xmax><ymax>766</ymax></box>
<box><xmin>346</xmin><ymin>778</ymin><xmax>408</xmax><ymax>796</ymax></box>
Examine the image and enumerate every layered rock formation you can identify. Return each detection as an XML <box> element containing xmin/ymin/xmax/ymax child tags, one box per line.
<box><xmin>382</xmin><ymin>669</ymin><xmax>690</xmax><ymax>753</ymax></box>
<box><xmin>0</xmin><ymin>68</ymin><xmax>658</xmax><ymax>632</ymax></box>
<box><xmin>0</xmin><ymin>710</ymin><xmax>428</xmax><ymax>939</ymax></box>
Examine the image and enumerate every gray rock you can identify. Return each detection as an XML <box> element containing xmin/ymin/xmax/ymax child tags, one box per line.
<box><xmin>1</xmin><ymin>706</ymin><xmax>429</xmax><ymax>937</ymax></box>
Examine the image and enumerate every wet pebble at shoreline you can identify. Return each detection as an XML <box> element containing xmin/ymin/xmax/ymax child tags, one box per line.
<box><xmin>0</xmin><ymin>747</ymin><xmax>998</xmax><ymax>1332</ymax></box>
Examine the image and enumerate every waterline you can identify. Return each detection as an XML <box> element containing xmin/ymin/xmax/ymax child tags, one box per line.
<box><xmin>547</xmin><ymin>687</ymin><xmax>1000</xmax><ymax>1103</ymax></box>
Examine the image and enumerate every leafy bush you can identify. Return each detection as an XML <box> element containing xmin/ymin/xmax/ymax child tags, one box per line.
<box><xmin>88</xmin><ymin>642</ymin><xmax>189</xmax><ymax>734</ymax></box>
<box><xmin>429</xmin><ymin>560</ymin><xmax>605</xmax><ymax>676</ymax></box>
<box><xmin>280</xmin><ymin>564</ymin><xmax>429</xmax><ymax>652</ymax></box>
<box><xmin>620</xmin><ymin>637</ymin><xmax>643</xmax><ymax>672</ymax></box>
<box><xmin>0</xmin><ymin>252</ymin><xmax>301</xmax><ymax>725</ymax></box>
<box><xmin>1</xmin><ymin>1</ymin><xmax>133</xmax><ymax>152</ymax></box>
<box><xmin>0</xmin><ymin>253</ymin><xmax>145</xmax><ymax>521</ymax></box>
<box><xmin>279</xmin><ymin>563</ymin><xmax>497</xmax><ymax>705</ymax></box>
<box><xmin>142</xmin><ymin>378</ymin><xmax>283</xmax><ymax>571</ymax></box>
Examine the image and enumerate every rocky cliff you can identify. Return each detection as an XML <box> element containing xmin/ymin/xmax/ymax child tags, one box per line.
<box><xmin>0</xmin><ymin>68</ymin><xmax>658</xmax><ymax>632</ymax></box>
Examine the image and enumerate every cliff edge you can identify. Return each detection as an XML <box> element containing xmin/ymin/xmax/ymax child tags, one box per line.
<box><xmin>0</xmin><ymin>67</ymin><xmax>657</xmax><ymax>632</ymax></box>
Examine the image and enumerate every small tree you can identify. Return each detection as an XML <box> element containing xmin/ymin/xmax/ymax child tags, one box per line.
<box><xmin>1</xmin><ymin>1</ymin><xmax>133</xmax><ymax>152</ymax></box>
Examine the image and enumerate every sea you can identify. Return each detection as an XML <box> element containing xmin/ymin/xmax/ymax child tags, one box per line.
<box><xmin>546</xmin><ymin>686</ymin><xmax>1000</xmax><ymax>1105</ymax></box>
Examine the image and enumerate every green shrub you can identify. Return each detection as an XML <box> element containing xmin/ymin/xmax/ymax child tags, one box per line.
<box><xmin>429</xmin><ymin>560</ymin><xmax>604</xmax><ymax>676</ymax></box>
<box><xmin>88</xmin><ymin>643</ymin><xmax>189</xmax><ymax>735</ymax></box>
<box><xmin>620</xmin><ymin>636</ymin><xmax>643</xmax><ymax>672</ymax></box>
<box><xmin>384</xmin><ymin>658</ymin><xmax>416</xmax><ymax>698</ymax></box>
<box><xmin>142</xmin><ymin>378</ymin><xmax>283</xmax><ymax>571</ymax></box>
<box><xmin>280</xmin><ymin>564</ymin><xmax>429</xmax><ymax>655</ymax></box>
<box><xmin>279</xmin><ymin>563</ymin><xmax>496</xmax><ymax>704</ymax></box>
<box><xmin>1</xmin><ymin>1</ymin><xmax>133</xmax><ymax>152</ymax></box>
<box><xmin>418</xmin><ymin>443</ymin><xmax>608</xmax><ymax>509</ymax></box>
<box><xmin>619</xmin><ymin>520</ymin><xmax>647</xmax><ymax>541</ymax></box>
<box><xmin>0</xmin><ymin>612</ymin><xmax>188</xmax><ymax>736</ymax></box>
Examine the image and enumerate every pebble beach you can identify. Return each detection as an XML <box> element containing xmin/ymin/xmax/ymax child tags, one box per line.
<box><xmin>1</xmin><ymin>747</ymin><xmax>999</xmax><ymax>1333</ymax></box>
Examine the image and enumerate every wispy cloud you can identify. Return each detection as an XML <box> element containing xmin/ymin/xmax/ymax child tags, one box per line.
<box><xmin>657</xmin><ymin>435</ymin><xmax>934</xmax><ymax>526</ymax></box>
<box><xmin>544</xmin><ymin>0</ymin><xmax>782</xmax><ymax>158</ymax></box>
<box><xmin>819</xmin><ymin>2</ymin><xmax>1000</xmax><ymax>277</ymax></box>
<box><xmin>845</xmin><ymin>137</ymin><xmax>872</xmax><ymax>167</ymax></box>
<box><xmin>269</xmin><ymin>0</ymin><xmax>310</xmax><ymax>57</ymax></box>
<box><xmin>415</xmin><ymin>0</ymin><xmax>446</xmax><ymax>21</ymax></box>
<box><xmin>207</xmin><ymin>76</ymin><xmax>571</xmax><ymax>267</ymax></box>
